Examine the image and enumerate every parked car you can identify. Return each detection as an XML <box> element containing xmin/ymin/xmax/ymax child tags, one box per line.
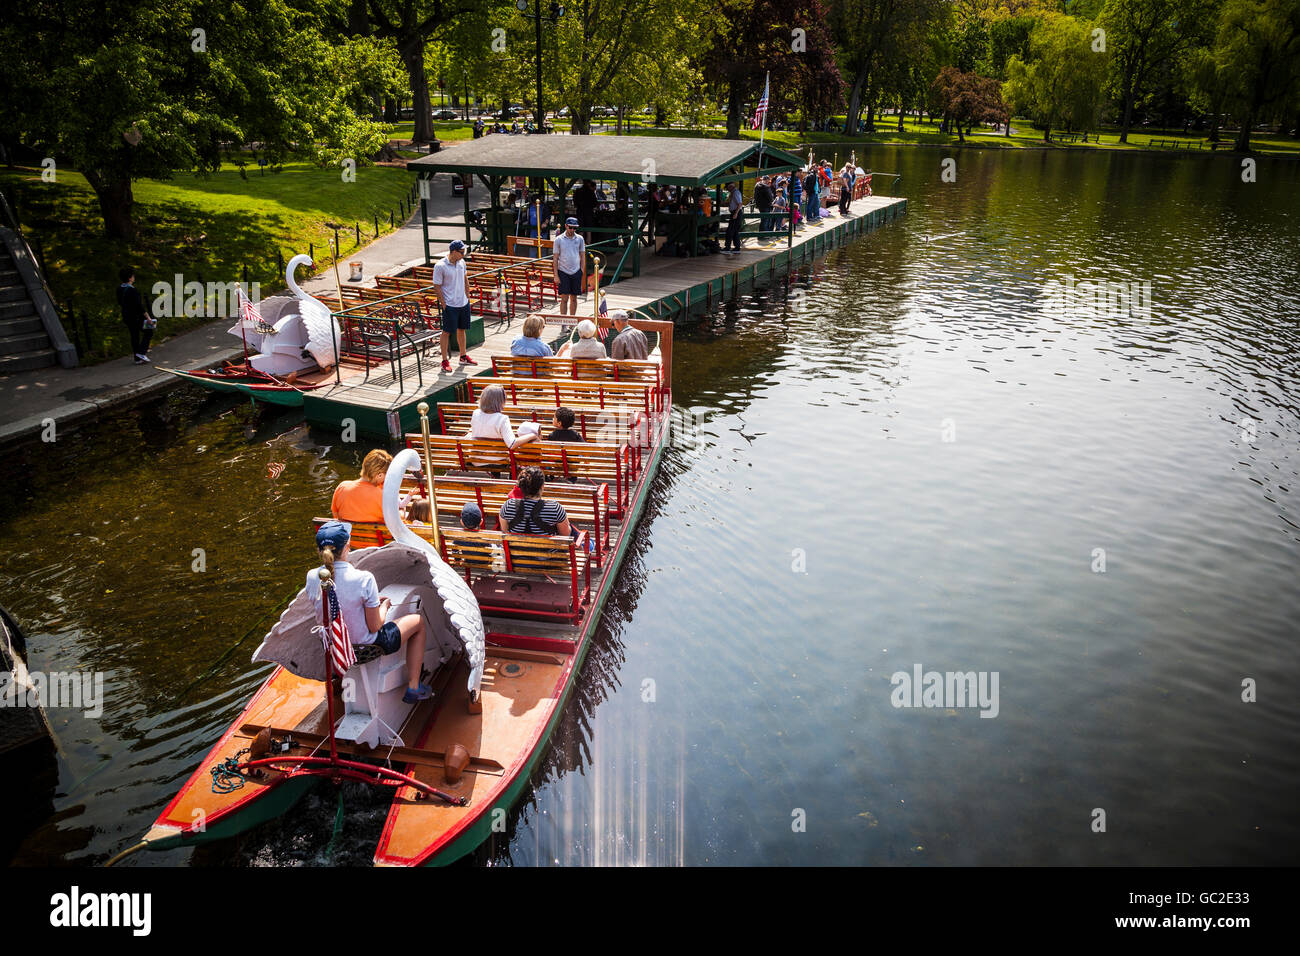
<box><xmin>431</xmin><ymin>109</ymin><xmax>459</xmax><ymax>121</ymax></box>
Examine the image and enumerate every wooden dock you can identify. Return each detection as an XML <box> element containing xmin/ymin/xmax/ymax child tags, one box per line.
<box><xmin>302</xmin><ymin>194</ymin><xmax>907</xmax><ymax>438</ymax></box>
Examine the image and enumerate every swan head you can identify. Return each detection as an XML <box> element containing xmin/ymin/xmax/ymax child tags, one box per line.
<box><xmin>285</xmin><ymin>254</ymin><xmax>316</xmax><ymax>298</ymax></box>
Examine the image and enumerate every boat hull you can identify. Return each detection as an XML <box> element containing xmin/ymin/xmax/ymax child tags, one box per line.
<box><xmin>163</xmin><ymin>367</ymin><xmax>318</xmax><ymax>408</ymax></box>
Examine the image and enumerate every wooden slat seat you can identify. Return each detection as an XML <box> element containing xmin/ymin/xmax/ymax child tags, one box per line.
<box><xmin>308</xmin><ymin>522</ymin><xmax>593</xmax><ymax>621</ymax></box>
<box><xmin>440</xmin><ymin>529</ymin><xmax>591</xmax><ymax>625</ymax></box>
<box><xmin>397</xmin><ymin>475</ymin><xmax>611</xmax><ymax>561</ymax></box>
<box><xmin>405</xmin><ymin>434</ymin><xmax>635</xmax><ymax>513</ymax></box>
<box><xmin>433</xmin><ymin>402</ymin><xmax>645</xmax><ymax>445</ymax></box>
<box><xmin>491</xmin><ymin>355</ymin><xmax>661</xmax><ymax>391</ymax></box>
<box><xmin>466</xmin><ymin>376</ymin><xmax>659</xmax><ymax>416</ymax></box>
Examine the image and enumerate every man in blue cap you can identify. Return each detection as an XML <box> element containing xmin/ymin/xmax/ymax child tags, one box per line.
<box><xmin>308</xmin><ymin>520</ymin><xmax>433</xmax><ymax>703</ymax></box>
<box><xmin>552</xmin><ymin>216</ymin><xmax>586</xmax><ymax>317</ymax></box>
<box><xmin>433</xmin><ymin>238</ymin><xmax>475</xmax><ymax>373</ymax></box>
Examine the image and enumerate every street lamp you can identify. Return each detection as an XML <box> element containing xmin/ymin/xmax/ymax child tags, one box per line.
<box><xmin>463</xmin><ymin>69</ymin><xmax>470</xmax><ymax>123</ymax></box>
<box><xmin>515</xmin><ymin>0</ymin><xmax>564</xmax><ymax>132</ymax></box>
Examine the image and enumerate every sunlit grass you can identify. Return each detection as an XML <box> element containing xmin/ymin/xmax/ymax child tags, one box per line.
<box><xmin>1</xmin><ymin>162</ymin><xmax>417</xmax><ymax>363</ymax></box>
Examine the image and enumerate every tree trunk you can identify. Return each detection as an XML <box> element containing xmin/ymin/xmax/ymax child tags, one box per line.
<box><xmin>725</xmin><ymin>83</ymin><xmax>742</xmax><ymax>139</ymax></box>
<box><xmin>655</xmin><ymin>104</ymin><xmax>667</xmax><ymax>127</ymax></box>
<box><xmin>1118</xmin><ymin>64</ymin><xmax>1136</xmax><ymax>143</ymax></box>
<box><xmin>83</xmin><ymin>168</ymin><xmax>135</xmax><ymax>241</ymax></box>
<box><xmin>400</xmin><ymin>38</ymin><xmax>434</xmax><ymax>144</ymax></box>
<box><xmin>897</xmin><ymin>95</ymin><xmax>906</xmax><ymax>133</ymax></box>
<box><xmin>383</xmin><ymin>97</ymin><xmax>398</xmax><ymax>123</ymax></box>
<box><xmin>1235</xmin><ymin>113</ymin><xmax>1253</xmax><ymax>152</ymax></box>
<box><xmin>1044</xmin><ymin>123</ymin><xmax>1051</xmax><ymax>143</ymax></box>
<box><xmin>844</xmin><ymin>65</ymin><xmax>867</xmax><ymax>136</ymax></box>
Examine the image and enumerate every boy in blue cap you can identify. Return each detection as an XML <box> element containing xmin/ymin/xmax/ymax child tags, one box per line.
<box><xmin>308</xmin><ymin>520</ymin><xmax>433</xmax><ymax>702</ymax></box>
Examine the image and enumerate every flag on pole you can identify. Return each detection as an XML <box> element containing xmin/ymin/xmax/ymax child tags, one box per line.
<box><xmin>596</xmin><ymin>292</ymin><xmax>609</xmax><ymax>340</ymax></box>
<box><xmin>751</xmin><ymin>74</ymin><xmax>769</xmax><ymax>130</ymax></box>
<box><xmin>323</xmin><ymin>582</ymin><xmax>357</xmax><ymax>675</ymax></box>
<box><xmin>237</xmin><ymin>284</ymin><xmax>263</xmax><ymax>330</ymax></box>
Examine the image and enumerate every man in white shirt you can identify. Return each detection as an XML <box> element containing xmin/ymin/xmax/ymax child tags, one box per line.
<box><xmin>433</xmin><ymin>239</ymin><xmax>475</xmax><ymax>373</ymax></box>
<box><xmin>723</xmin><ymin>182</ymin><xmax>744</xmax><ymax>253</ymax></box>
<box><xmin>552</xmin><ymin>217</ymin><xmax>586</xmax><ymax>316</ymax></box>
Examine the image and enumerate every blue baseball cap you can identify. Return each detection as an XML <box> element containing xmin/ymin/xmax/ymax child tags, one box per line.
<box><xmin>448</xmin><ymin>239</ymin><xmax>465</xmax><ymax>252</ymax></box>
<box><xmin>564</xmin><ymin>217</ymin><xmax>579</xmax><ymax>226</ymax></box>
<box><xmin>460</xmin><ymin>502</ymin><xmax>482</xmax><ymax>529</ymax></box>
<box><xmin>315</xmin><ymin>520</ymin><xmax>351</xmax><ymax>551</ymax></box>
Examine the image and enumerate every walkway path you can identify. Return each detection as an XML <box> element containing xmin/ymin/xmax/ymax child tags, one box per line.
<box><xmin>0</xmin><ymin>176</ymin><xmax>472</xmax><ymax>448</ymax></box>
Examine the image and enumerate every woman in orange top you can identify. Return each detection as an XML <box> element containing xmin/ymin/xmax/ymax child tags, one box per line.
<box><xmin>331</xmin><ymin>449</ymin><xmax>392</xmax><ymax>523</ymax></box>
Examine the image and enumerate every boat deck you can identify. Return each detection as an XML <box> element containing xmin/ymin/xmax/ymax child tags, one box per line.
<box><xmin>303</xmin><ymin>194</ymin><xmax>906</xmax><ymax>437</ymax></box>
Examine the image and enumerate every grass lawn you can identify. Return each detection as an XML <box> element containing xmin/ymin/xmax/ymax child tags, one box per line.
<box><xmin>0</xmin><ymin>162</ymin><xmax>417</xmax><ymax>364</ymax></box>
<box><xmin>603</xmin><ymin>114</ymin><xmax>1300</xmax><ymax>156</ymax></box>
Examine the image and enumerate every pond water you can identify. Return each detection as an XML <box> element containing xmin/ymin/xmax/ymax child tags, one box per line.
<box><xmin>2</xmin><ymin>145</ymin><xmax>1297</xmax><ymax>866</ymax></box>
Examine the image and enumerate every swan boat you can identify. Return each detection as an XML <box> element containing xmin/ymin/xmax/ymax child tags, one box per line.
<box><xmin>163</xmin><ymin>254</ymin><xmax>340</xmax><ymax>407</ymax></box>
<box><xmin>125</xmin><ymin>332</ymin><xmax>671</xmax><ymax>866</ymax></box>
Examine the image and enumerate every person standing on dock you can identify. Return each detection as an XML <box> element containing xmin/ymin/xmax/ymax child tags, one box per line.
<box><xmin>116</xmin><ymin>267</ymin><xmax>157</xmax><ymax>364</ymax></box>
<box><xmin>789</xmin><ymin>172</ymin><xmax>803</xmax><ymax>230</ymax></box>
<box><xmin>553</xmin><ymin>217</ymin><xmax>586</xmax><ymax>316</ymax></box>
<box><xmin>724</xmin><ymin>182</ymin><xmax>744</xmax><ymax>253</ymax></box>
<box><xmin>433</xmin><ymin>239</ymin><xmax>476</xmax><ymax>373</ymax></box>
<box><xmin>839</xmin><ymin>163</ymin><xmax>855</xmax><ymax>215</ymax></box>
<box><xmin>754</xmin><ymin>176</ymin><xmax>774</xmax><ymax>235</ymax></box>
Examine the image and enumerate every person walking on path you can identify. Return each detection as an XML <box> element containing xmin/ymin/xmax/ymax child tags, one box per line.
<box><xmin>116</xmin><ymin>267</ymin><xmax>157</xmax><ymax>364</ymax></box>
<box><xmin>723</xmin><ymin>182</ymin><xmax>744</xmax><ymax>253</ymax></box>
<box><xmin>552</xmin><ymin>217</ymin><xmax>586</xmax><ymax>316</ymax></box>
<box><xmin>433</xmin><ymin>239</ymin><xmax>476</xmax><ymax>373</ymax></box>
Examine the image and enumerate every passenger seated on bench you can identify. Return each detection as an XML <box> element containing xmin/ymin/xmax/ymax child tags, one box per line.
<box><xmin>460</xmin><ymin>502</ymin><xmax>483</xmax><ymax>531</ymax></box>
<box><xmin>498</xmin><ymin>466</ymin><xmax>571</xmax><ymax>536</ymax></box>
<box><xmin>510</xmin><ymin>315</ymin><xmax>555</xmax><ymax>357</ymax></box>
<box><xmin>544</xmin><ymin>406</ymin><xmax>585</xmax><ymax>443</ymax></box>
<box><xmin>467</xmin><ymin>385</ymin><xmax>539</xmax><ymax>449</ymax></box>
<box><xmin>331</xmin><ymin>449</ymin><xmax>391</xmax><ymax>523</ymax></box>
<box><xmin>405</xmin><ymin>497</ymin><xmax>432</xmax><ymax>526</ymax></box>
<box><xmin>558</xmin><ymin>319</ymin><xmax>605</xmax><ymax>360</ymax></box>
<box><xmin>309</xmin><ymin>521</ymin><xmax>432</xmax><ymax>702</ymax></box>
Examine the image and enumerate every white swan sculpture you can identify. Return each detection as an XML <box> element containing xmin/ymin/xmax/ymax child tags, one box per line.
<box><xmin>382</xmin><ymin>448</ymin><xmax>486</xmax><ymax>701</ymax></box>
<box><xmin>285</xmin><ymin>253</ymin><xmax>341</xmax><ymax>371</ymax></box>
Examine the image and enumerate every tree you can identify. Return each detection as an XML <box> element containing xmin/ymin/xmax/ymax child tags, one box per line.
<box><xmin>1003</xmin><ymin>14</ymin><xmax>1109</xmax><ymax>141</ymax></box>
<box><xmin>1210</xmin><ymin>0</ymin><xmax>1300</xmax><ymax>150</ymax></box>
<box><xmin>702</xmin><ymin>0</ymin><xmax>842</xmax><ymax>139</ymax></box>
<box><xmin>931</xmin><ymin>67</ymin><xmax>1009</xmax><ymax>140</ymax></box>
<box><xmin>0</xmin><ymin>0</ymin><xmax>393</xmax><ymax>239</ymax></box>
<box><xmin>555</xmin><ymin>0</ymin><xmax>709</xmax><ymax>135</ymax></box>
<box><xmin>364</xmin><ymin>1</ymin><xmax>500</xmax><ymax>144</ymax></box>
<box><xmin>1099</xmin><ymin>0</ymin><xmax>1216</xmax><ymax>142</ymax></box>
<box><xmin>832</xmin><ymin>0</ymin><xmax>949</xmax><ymax>135</ymax></box>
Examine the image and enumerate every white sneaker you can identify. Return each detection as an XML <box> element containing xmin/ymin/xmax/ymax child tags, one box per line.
<box><xmin>137</xmin><ymin>354</ymin><xmax>152</xmax><ymax>363</ymax></box>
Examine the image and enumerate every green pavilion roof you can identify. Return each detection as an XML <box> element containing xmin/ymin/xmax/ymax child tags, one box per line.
<box><xmin>406</xmin><ymin>134</ymin><xmax>804</xmax><ymax>186</ymax></box>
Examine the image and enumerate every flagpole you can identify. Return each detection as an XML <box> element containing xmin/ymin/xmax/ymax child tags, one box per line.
<box><xmin>417</xmin><ymin>402</ymin><xmax>442</xmax><ymax>554</ymax></box>
<box><xmin>757</xmin><ymin>71</ymin><xmax>769</xmax><ymax>166</ymax></box>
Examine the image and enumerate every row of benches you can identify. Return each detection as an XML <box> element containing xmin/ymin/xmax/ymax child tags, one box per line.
<box><xmin>489</xmin><ymin>355</ymin><xmax>661</xmax><ymax>390</ymax></box>
<box><xmin>435</xmin><ymin>402</ymin><xmax>646</xmax><ymax>445</ymax></box>
<box><xmin>463</xmin><ymin>375</ymin><xmax>663</xmax><ymax>416</ymax></box>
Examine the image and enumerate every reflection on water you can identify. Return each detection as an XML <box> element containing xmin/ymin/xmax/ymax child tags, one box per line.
<box><xmin>2</xmin><ymin>146</ymin><xmax>1298</xmax><ymax>865</ymax></box>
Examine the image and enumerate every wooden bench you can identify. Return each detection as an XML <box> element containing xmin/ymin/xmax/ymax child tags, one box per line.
<box><xmin>434</xmin><ymin>402</ymin><xmax>646</xmax><ymax>445</ymax></box>
<box><xmin>440</xmin><ymin>529</ymin><xmax>591</xmax><ymax>625</ymax></box>
<box><xmin>404</xmin><ymin>435</ymin><xmax>637</xmax><ymax>513</ymax></box>
<box><xmin>491</xmin><ymin>355</ymin><xmax>662</xmax><ymax>390</ymax></box>
<box><xmin>465</xmin><ymin>376</ymin><xmax>660</xmax><ymax>416</ymax></box>
<box><xmin>310</xmin><ymin>519</ymin><xmax>593</xmax><ymax>624</ymax></box>
<box><xmin>401</xmin><ymin>475</ymin><xmax>611</xmax><ymax>561</ymax></box>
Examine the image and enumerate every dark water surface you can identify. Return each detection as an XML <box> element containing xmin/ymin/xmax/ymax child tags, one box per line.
<box><xmin>2</xmin><ymin>146</ymin><xmax>1298</xmax><ymax>866</ymax></box>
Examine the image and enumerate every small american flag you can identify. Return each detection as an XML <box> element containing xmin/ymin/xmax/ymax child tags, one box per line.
<box><xmin>596</xmin><ymin>293</ymin><xmax>608</xmax><ymax>340</ymax></box>
<box><xmin>323</xmin><ymin>582</ymin><xmax>357</xmax><ymax>675</ymax></box>
<box><xmin>751</xmin><ymin>74</ymin><xmax>769</xmax><ymax>130</ymax></box>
